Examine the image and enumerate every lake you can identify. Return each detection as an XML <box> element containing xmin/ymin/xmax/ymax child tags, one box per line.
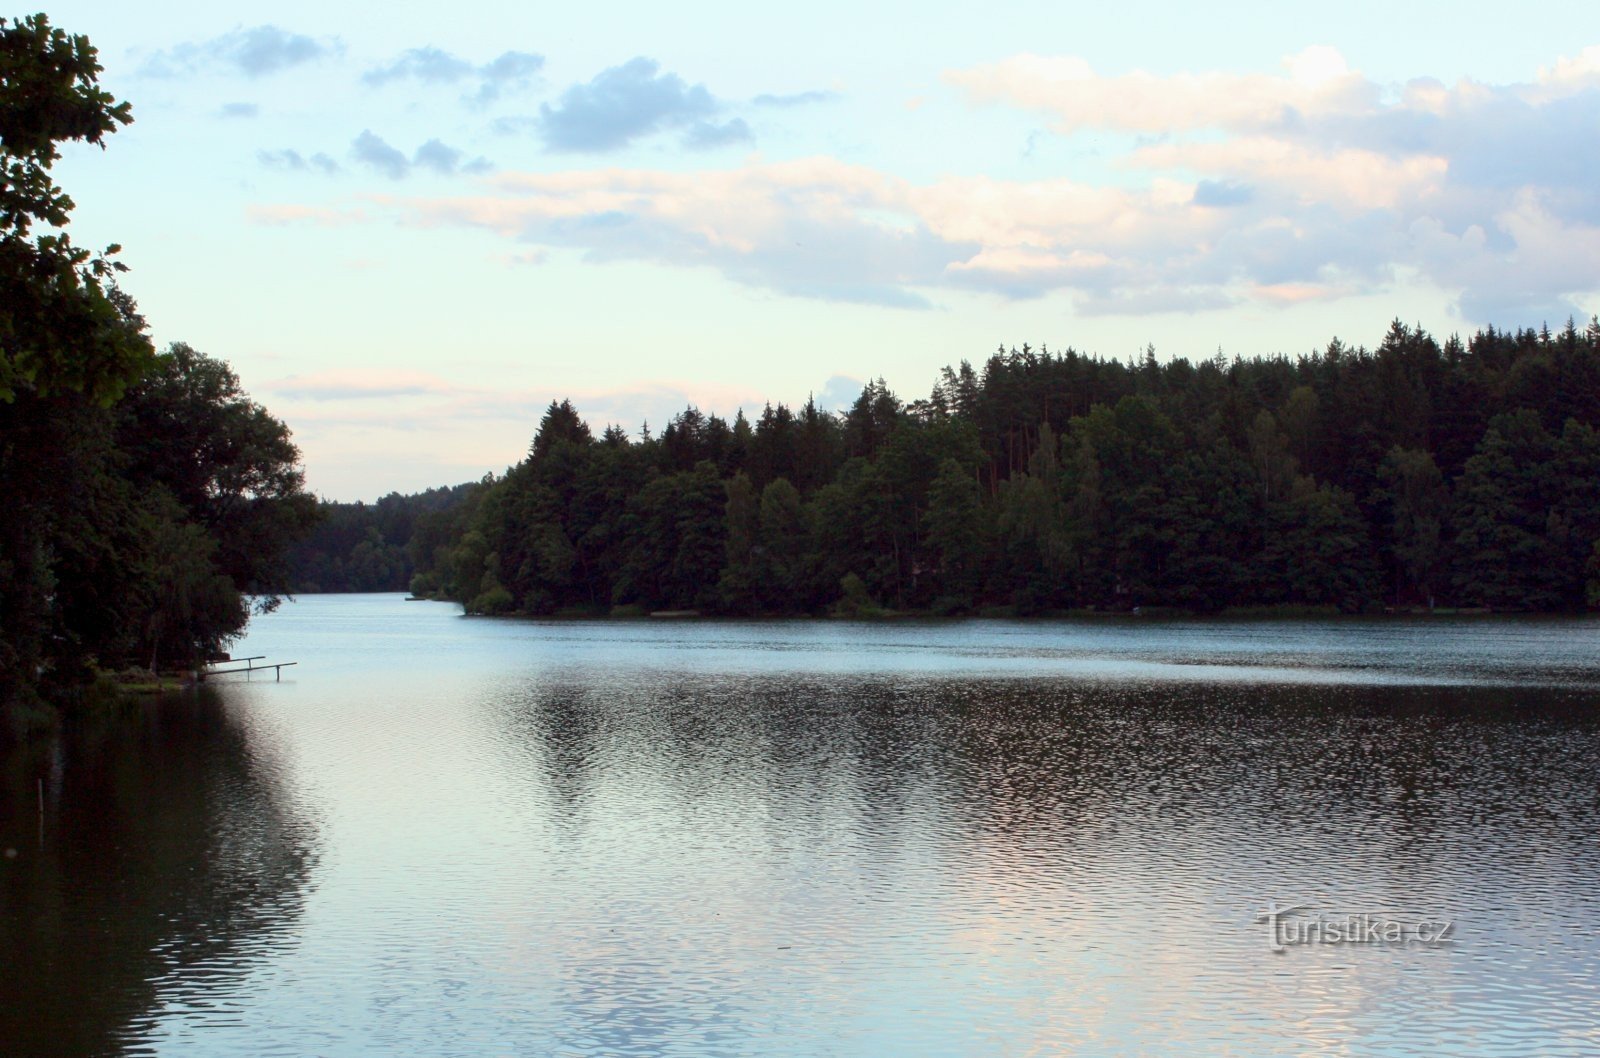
<box><xmin>3</xmin><ymin>595</ymin><xmax>1599</xmax><ymax>1056</ymax></box>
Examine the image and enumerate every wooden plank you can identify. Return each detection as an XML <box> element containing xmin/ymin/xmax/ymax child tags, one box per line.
<box><xmin>205</xmin><ymin>655</ymin><xmax>266</xmax><ymax>668</ymax></box>
<box><xmin>203</xmin><ymin>662</ymin><xmax>298</xmax><ymax>677</ymax></box>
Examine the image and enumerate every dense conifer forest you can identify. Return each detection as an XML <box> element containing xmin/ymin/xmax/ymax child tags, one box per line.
<box><xmin>301</xmin><ymin>320</ymin><xmax>1600</xmax><ymax>617</ymax></box>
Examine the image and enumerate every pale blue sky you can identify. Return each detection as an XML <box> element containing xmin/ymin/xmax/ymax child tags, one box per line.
<box><xmin>39</xmin><ymin>0</ymin><xmax>1600</xmax><ymax>497</ymax></box>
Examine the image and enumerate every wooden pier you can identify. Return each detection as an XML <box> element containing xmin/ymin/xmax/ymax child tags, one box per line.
<box><xmin>201</xmin><ymin>655</ymin><xmax>298</xmax><ymax>681</ymax></box>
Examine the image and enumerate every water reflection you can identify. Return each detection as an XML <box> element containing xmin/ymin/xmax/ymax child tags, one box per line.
<box><xmin>485</xmin><ymin>673</ymin><xmax>1600</xmax><ymax>1056</ymax></box>
<box><xmin>4</xmin><ymin>596</ymin><xmax>1599</xmax><ymax>1056</ymax></box>
<box><xmin>0</xmin><ymin>692</ymin><xmax>315</xmax><ymax>1057</ymax></box>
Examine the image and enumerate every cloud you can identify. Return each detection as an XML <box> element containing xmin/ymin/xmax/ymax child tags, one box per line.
<box><xmin>379</xmin><ymin>158</ymin><xmax>959</xmax><ymax>307</ymax></box>
<box><xmin>943</xmin><ymin>44</ymin><xmax>1600</xmax><ymax>210</ymax></box>
<box><xmin>534</xmin><ymin>57</ymin><xmax>723</xmax><ymax>151</ymax></box>
<box><xmin>752</xmin><ymin>90</ymin><xmax>839</xmax><ymax>108</ymax></box>
<box><xmin>219</xmin><ymin>102</ymin><xmax>259</xmax><ymax>119</ymax></box>
<box><xmin>257</xmin><ymin>148</ymin><xmax>339</xmax><ymax>174</ymax></box>
<box><xmin>475</xmin><ymin>51</ymin><xmax>545</xmax><ymax>103</ymax></box>
<box><xmin>352</xmin><ymin>131</ymin><xmax>411</xmax><ymax>179</ymax></box>
<box><xmin>351</xmin><ymin>131</ymin><xmax>490</xmax><ymax>179</ymax></box>
<box><xmin>363</xmin><ymin>46</ymin><xmax>544</xmax><ymax>104</ymax></box>
<box><xmin>363</xmin><ymin>46</ymin><xmax>474</xmax><ymax>86</ymax></box>
<box><xmin>816</xmin><ymin>375</ymin><xmax>863</xmax><ymax>411</ymax></box>
<box><xmin>1533</xmin><ymin>46</ymin><xmax>1600</xmax><ymax>101</ymax></box>
<box><xmin>413</xmin><ymin>138</ymin><xmax>464</xmax><ymax>175</ymax></box>
<box><xmin>266</xmin><ymin>370</ymin><xmax>457</xmax><ymax>401</ymax></box>
<box><xmin>144</xmin><ymin>25</ymin><xmax>338</xmax><ymax>78</ymax></box>
<box><xmin>1192</xmin><ymin>180</ymin><xmax>1253</xmax><ymax>208</ymax></box>
<box><xmin>261</xmin><ymin>371</ymin><xmax>770</xmax><ymax>444</ymax></box>
<box><xmin>945</xmin><ymin>46</ymin><xmax>1375</xmax><ymax>134</ymax></box>
<box><xmin>1407</xmin><ymin>192</ymin><xmax>1600</xmax><ymax>324</ymax></box>
<box><xmin>1130</xmin><ymin>138</ymin><xmax>1447</xmax><ymax>212</ymax></box>
<box><xmin>1250</xmin><ymin>281</ymin><xmax>1359</xmax><ymax>305</ymax></box>
<box><xmin>935</xmin><ymin>44</ymin><xmax>1600</xmax><ymax>322</ymax></box>
<box><xmin>260</xmin><ymin>47</ymin><xmax>1600</xmax><ymax>324</ymax></box>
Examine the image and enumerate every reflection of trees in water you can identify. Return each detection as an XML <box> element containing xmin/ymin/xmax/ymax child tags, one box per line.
<box><xmin>490</xmin><ymin>672</ymin><xmax>1600</xmax><ymax>900</ymax></box>
<box><xmin>475</xmin><ymin>673</ymin><xmax>1600</xmax><ymax>1053</ymax></box>
<box><xmin>490</xmin><ymin>672</ymin><xmax>1600</xmax><ymax>850</ymax></box>
<box><xmin>489</xmin><ymin>671</ymin><xmax>950</xmax><ymax>836</ymax></box>
<box><xmin>945</xmin><ymin>681</ymin><xmax>1600</xmax><ymax>850</ymax></box>
<box><xmin>0</xmin><ymin>690</ymin><xmax>315</xmax><ymax>1056</ymax></box>
<box><xmin>497</xmin><ymin>673</ymin><xmax>1598</xmax><ymax>833</ymax></box>
<box><xmin>480</xmin><ymin>673</ymin><xmax>974</xmax><ymax>1055</ymax></box>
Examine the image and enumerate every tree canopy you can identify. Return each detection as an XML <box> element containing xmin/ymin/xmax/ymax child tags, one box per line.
<box><xmin>1</xmin><ymin>17</ymin><xmax>314</xmax><ymax>719</ymax></box>
<box><xmin>393</xmin><ymin>321</ymin><xmax>1600</xmax><ymax>618</ymax></box>
<box><xmin>0</xmin><ymin>14</ymin><xmax>145</xmax><ymax>404</ymax></box>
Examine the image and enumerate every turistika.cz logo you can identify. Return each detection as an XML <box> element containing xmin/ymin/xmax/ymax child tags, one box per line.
<box><xmin>1256</xmin><ymin>901</ymin><xmax>1455</xmax><ymax>952</ymax></box>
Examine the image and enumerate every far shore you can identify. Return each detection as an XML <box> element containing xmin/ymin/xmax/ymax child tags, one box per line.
<box><xmin>327</xmin><ymin>592</ymin><xmax>1585</xmax><ymax>620</ymax></box>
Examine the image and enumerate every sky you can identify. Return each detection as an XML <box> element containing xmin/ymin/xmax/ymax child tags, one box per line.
<box><xmin>39</xmin><ymin>0</ymin><xmax>1600</xmax><ymax>499</ymax></box>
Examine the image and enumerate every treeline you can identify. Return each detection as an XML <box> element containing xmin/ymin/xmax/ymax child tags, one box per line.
<box><xmin>407</xmin><ymin>320</ymin><xmax>1600</xmax><ymax>617</ymax></box>
<box><xmin>1</xmin><ymin>17</ymin><xmax>313</xmax><ymax>716</ymax></box>
<box><xmin>286</xmin><ymin>485</ymin><xmax>473</xmax><ymax>593</ymax></box>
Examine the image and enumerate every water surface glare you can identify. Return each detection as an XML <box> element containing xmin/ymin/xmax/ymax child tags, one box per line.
<box><xmin>3</xmin><ymin>595</ymin><xmax>1599</xmax><ymax>1056</ymax></box>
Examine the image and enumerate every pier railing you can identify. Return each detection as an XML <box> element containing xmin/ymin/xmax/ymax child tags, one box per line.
<box><xmin>200</xmin><ymin>656</ymin><xmax>298</xmax><ymax>681</ymax></box>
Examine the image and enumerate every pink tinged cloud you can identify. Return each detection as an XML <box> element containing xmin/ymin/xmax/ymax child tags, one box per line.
<box><xmin>249</xmin><ymin>46</ymin><xmax>1600</xmax><ymax>322</ymax></box>
<box><xmin>943</xmin><ymin>46</ymin><xmax>1378</xmax><ymax>134</ymax></box>
<box><xmin>1127</xmin><ymin>139</ymin><xmax>1450</xmax><ymax>212</ymax></box>
<box><xmin>261</xmin><ymin>369</ymin><xmax>772</xmax><ymax>433</ymax></box>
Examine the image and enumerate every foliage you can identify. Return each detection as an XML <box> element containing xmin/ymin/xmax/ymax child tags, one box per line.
<box><xmin>401</xmin><ymin>318</ymin><xmax>1600</xmax><ymax>618</ymax></box>
<box><xmin>117</xmin><ymin>344</ymin><xmax>317</xmax><ymax>608</ymax></box>
<box><xmin>1377</xmin><ymin>447</ymin><xmax>1449</xmax><ymax>607</ymax></box>
<box><xmin>1</xmin><ymin>21</ymin><xmax>315</xmax><ymax>714</ymax></box>
<box><xmin>285</xmin><ymin>484</ymin><xmax>476</xmax><ymax>593</ymax></box>
<box><xmin>0</xmin><ymin>14</ymin><xmax>146</xmax><ymax>404</ymax></box>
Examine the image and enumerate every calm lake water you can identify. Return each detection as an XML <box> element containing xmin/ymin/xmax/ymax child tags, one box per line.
<box><xmin>4</xmin><ymin>595</ymin><xmax>1599</xmax><ymax>1056</ymax></box>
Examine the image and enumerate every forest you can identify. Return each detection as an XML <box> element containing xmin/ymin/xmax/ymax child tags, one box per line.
<box><xmin>0</xmin><ymin>16</ymin><xmax>313</xmax><ymax>718</ymax></box>
<box><xmin>286</xmin><ymin>485</ymin><xmax>474</xmax><ymax>593</ymax></box>
<box><xmin>335</xmin><ymin>320</ymin><xmax>1600</xmax><ymax>618</ymax></box>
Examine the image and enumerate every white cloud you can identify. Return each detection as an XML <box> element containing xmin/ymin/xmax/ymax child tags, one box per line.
<box><xmin>252</xmin><ymin>47</ymin><xmax>1600</xmax><ymax>325</ymax></box>
<box><xmin>1535</xmin><ymin>45</ymin><xmax>1600</xmax><ymax>95</ymax></box>
<box><xmin>379</xmin><ymin>158</ymin><xmax>952</xmax><ymax>307</ymax></box>
<box><xmin>944</xmin><ymin>47</ymin><xmax>1377</xmax><ymax>134</ymax></box>
<box><xmin>1127</xmin><ymin>139</ymin><xmax>1448</xmax><ymax>212</ymax></box>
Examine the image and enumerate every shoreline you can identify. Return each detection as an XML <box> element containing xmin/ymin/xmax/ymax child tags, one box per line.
<box><xmin>369</xmin><ymin>593</ymin><xmax>1588</xmax><ymax>621</ymax></box>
